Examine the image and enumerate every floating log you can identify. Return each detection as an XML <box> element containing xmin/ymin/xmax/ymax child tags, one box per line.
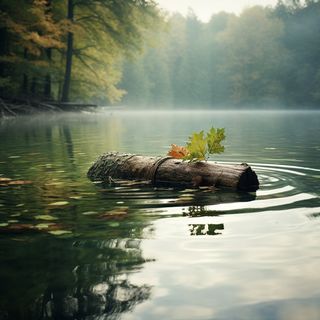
<box><xmin>88</xmin><ymin>152</ymin><xmax>259</xmax><ymax>192</ymax></box>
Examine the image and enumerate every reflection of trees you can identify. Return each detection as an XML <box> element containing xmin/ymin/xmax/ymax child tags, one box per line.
<box><xmin>38</xmin><ymin>239</ymin><xmax>151</xmax><ymax>320</ymax></box>
<box><xmin>185</xmin><ymin>206</ymin><xmax>225</xmax><ymax>236</ymax></box>
<box><xmin>311</xmin><ymin>212</ymin><xmax>320</xmax><ymax>218</ymax></box>
<box><xmin>189</xmin><ymin>223</ymin><xmax>224</xmax><ymax>236</ymax></box>
<box><xmin>0</xmin><ymin>236</ymin><xmax>152</xmax><ymax>320</ymax></box>
<box><xmin>183</xmin><ymin>205</ymin><xmax>216</xmax><ymax>217</ymax></box>
<box><xmin>60</xmin><ymin>124</ymin><xmax>75</xmax><ymax>166</ymax></box>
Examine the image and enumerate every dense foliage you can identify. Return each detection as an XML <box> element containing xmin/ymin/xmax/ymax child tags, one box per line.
<box><xmin>121</xmin><ymin>0</ymin><xmax>320</xmax><ymax>108</ymax></box>
<box><xmin>1</xmin><ymin>0</ymin><xmax>320</xmax><ymax>108</ymax></box>
<box><xmin>0</xmin><ymin>0</ymin><xmax>161</xmax><ymax>103</ymax></box>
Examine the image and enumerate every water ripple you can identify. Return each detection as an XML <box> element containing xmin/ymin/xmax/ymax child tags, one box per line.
<box><xmin>90</xmin><ymin>162</ymin><xmax>320</xmax><ymax>221</ymax></box>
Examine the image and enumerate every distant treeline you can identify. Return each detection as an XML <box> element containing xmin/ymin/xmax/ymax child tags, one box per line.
<box><xmin>121</xmin><ymin>1</ymin><xmax>320</xmax><ymax>108</ymax></box>
<box><xmin>1</xmin><ymin>0</ymin><xmax>320</xmax><ymax>108</ymax></box>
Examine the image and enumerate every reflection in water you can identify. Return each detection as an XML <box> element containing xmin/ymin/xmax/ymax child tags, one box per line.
<box><xmin>184</xmin><ymin>206</ymin><xmax>213</xmax><ymax>217</ymax></box>
<box><xmin>61</xmin><ymin>124</ymin><xmax>75</xmax><ymax>165</ymax></box>
<box><xmin>0</xmin><ymin>236</ymin><xmax>152</xmax><ymax>320</ymax></box>
<box><xmin>189</xmin><ymin>223</ymin><xmax>224</xmax><ymax>236</ymax></box>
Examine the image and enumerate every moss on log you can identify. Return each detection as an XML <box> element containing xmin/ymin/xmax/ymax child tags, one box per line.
<box><xmin>87</xmin><ymin>152</ymin><xmax>259</xmax><ymax>191</ymax></box>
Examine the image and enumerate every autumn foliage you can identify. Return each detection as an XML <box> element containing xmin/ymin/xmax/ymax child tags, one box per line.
<box><xmin>167</xmin><ymin>144</ymin><xmax>190</xmax><ymax>159</ymax></box>
<box><xmin>167</xmin><ymin>127</ymin><xmax>226</xmax><ymax>161</ymax></box>
<box><xmin>0</xmin><ymin>0</ymin><xmax>161</xmax><ymax>102</ymax></box>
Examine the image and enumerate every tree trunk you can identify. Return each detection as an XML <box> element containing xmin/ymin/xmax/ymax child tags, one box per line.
<box><xmin>31</xmin><ymin>76</ymin><xmax>37</xmax><ymax>95</ymax></box>
<box><xmin>22</xmin><ymin>74</ymin><xmax>28</xmax><ymax>94</ymax></box>
<box><xmin>44</xmin><ymin>0</ymin><xmax>52</xmax><ymax>99</ymax></box>
<box><xmin>44</xmin><ymin>48</ymin><xmax>52</xmax><ymax>98</ymax></box>
<box><xmin>0</xmin><ymin>27</ymin><xmax>8</xmax><ymax>81</ymax></box>
<box><xmin>21</xmin><ymin>48</ymin><xmax>28</xmax><ymax>95</ymax></box>
<box><xmin>61</xmin><ymin>0</ymin><xmax>74</xmax><ymax>103</ymax></box>
<box><xmin>87</xmin><ymin>152</ymin><xmax>259</xmax><ymax>191</ymax></box>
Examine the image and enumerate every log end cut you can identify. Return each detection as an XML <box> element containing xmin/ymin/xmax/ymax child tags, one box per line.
<box><xmin>236</xmin><ymin>163</ymin><xmax>259</xmax><ymax>192</ymax></box>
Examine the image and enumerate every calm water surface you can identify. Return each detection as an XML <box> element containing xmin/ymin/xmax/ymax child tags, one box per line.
<box><xmin>0</xmin><ymin>110</ymin><xmax>319</xmax><ymax>320</ymax></box>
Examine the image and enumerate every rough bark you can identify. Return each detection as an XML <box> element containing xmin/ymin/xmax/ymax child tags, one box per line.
<box><xmin>22</xmin><ymin>49</ymin><xmax>28</xmax><ymax>94</ymax></box>
<box><xmin>87</xmin><ymin>152</ymin><xmax>259</xmax><ymax>191</ymax></box>
<box><xmin>44</xmin><ymin>48</ymin><xmax>52</xmax><ymax>99</ymax></box>
<box><xmin>44</xmin><ymin>0</ymin><xmax>52</xmax><ymax>99</ymax></box>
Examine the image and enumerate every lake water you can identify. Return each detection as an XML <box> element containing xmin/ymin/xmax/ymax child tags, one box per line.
<box><xmin>0</xmin><ymin>110</ymin><xmax>319</xmax><ymax>320</ymax></box>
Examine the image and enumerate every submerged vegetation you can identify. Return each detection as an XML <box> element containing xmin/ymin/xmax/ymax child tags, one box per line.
<box><xmin>0</xmin><ymin>0</ymin><xmax>320</xmax><ymax>110</ymax></box>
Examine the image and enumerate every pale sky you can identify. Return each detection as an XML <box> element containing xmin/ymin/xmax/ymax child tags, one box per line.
<box><xmin>156</xmin><ymin>0</ymin><xmax>279</xmax><ymax>21</ymax></box>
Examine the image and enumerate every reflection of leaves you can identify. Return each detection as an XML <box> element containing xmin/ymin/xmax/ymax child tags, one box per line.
<box><xmin>0</xmin><ymin>223</ymin><xmax>36</xmax><ymax>233</ymax></box>
<box><xmin>99</xmin><ymin>207</ymin><xmax>129</xmax><ymax>220</ymax></box>
<box><xmin>48</xmin><ymin>201</ymin><xmax>69</xmax><ymax>206</ymax></box>
<box><xmin>49</xmin><ymin>230</ymin><xmax>72</xmax><ymax>236</ymax></box>
<box><xmin>69</xmin><ymin>196</ymin><xmax>82</xmax><ymax>200</ymax></box>
<box><xmin>0</xmin><ymin>177</ymin><xmax>32</xmax><ymax>186</ymax></box>
<box><xmin>0</xmin><ymin>222</ymin><xmax>66</xmax><ymax>234</ymax></box>
<box><xmin>167</xmin><ymin>144</ymin><xmax>189</xmax><ymax>159</ymax></box>
<box><xmin>7</xmin><ymin>180</ymin><xmax>33</xmax><ymax>185</ymax></box>
<box><xmin>35</xmin><ymin>215</ymin><xmax>58</xmax><ymax>221</ymax></box>
<box><xmin>0</xmin><ymin>223</ymin><xmax>9</xmax><ymax>227</ymax></box>
<box><xmin>82</xmin><ymin>211</ymin><xmax>98</xmax><ymax>215</ymax></box>
<box><xmin>35</xmin><ymin>223</ymin><xmax>56</xmax><ymax>230</ymax></box>
<box><xmin>108</xmin><ymin>222</ymin><xmax>120</xmax><ymax>227</ymax></box>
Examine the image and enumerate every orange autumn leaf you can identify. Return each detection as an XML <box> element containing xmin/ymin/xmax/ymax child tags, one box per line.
<box><xmin>167</xmin><ymin>144</ymin><xmax>190</xmax><ymax>159</ymax></box>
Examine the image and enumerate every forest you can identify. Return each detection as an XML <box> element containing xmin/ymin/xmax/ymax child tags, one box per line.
<box><xmin>0</xmin><ymin>0</ymin><xmax>161</xmax><ymax>107</ymax></box>
<box><xmin>1</xmin><ymin>0</ymin><xmax>320</xmax><ymax>109</ymax></box>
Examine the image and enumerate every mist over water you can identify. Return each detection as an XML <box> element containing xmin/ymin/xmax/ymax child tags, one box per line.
<box><xmin>120</xmin><ymin>2</ymin><xmax>320</xmax><ymax>110</ymax></box>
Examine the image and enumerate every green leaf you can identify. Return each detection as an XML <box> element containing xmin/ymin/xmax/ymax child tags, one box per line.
<box><xmin>206</xmin><ymin>127</ymin><xmax>226</xmax><ymax>155</ymax></box>
<box><xmin>170</xmin><ymin>127</ymin><xmax>226</xmax><ymax>162</ymax></box>
<box><xmin>184</xmin><ymin>131</ymin><xmax>208</xmax><ymax>161</ymax></box>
